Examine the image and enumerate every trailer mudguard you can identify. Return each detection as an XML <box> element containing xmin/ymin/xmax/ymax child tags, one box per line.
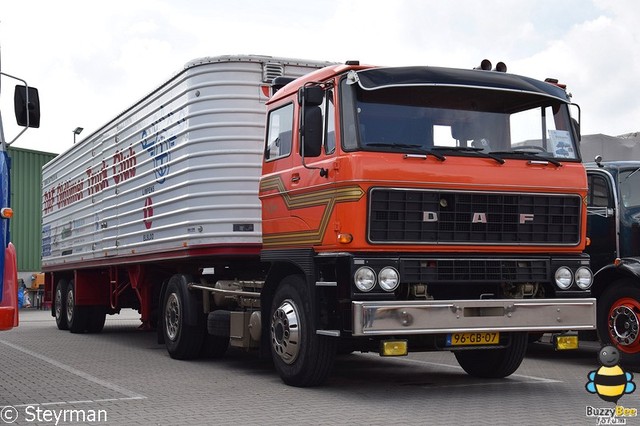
<box><xmin>0</xmin><ymin>243</ymin><xmax>18</xmax><ymax>330</ymax></box>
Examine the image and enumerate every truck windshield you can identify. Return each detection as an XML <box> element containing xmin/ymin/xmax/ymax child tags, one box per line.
<box><xmin>340</xmin><ymin>78</ymin><xmax>579</xmax><ymax>161</ymax></box>
<box><xmin>620</xmin><ymin>169</ymin><xmax>640</xmax><ymax>208</ymax></box>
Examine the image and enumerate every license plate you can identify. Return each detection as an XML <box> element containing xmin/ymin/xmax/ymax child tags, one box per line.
<box><xmin>446</xmin><ymin>332</ymin><xmax>500</xmax><ymax>346</ymax></box>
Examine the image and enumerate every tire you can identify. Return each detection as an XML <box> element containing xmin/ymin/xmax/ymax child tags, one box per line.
<box><xmin>54</xmin><ymin>280</ymin><xmax>69</xmax><ymax>330</ymax></box>
<box><xmin>66</xmin><ymin>281</ymin><xmax>88</xmax><ymax>334</ymax></box>
<box><xmin>270</xmin><ymin>275</ymin><xmax>336</xmax><ymax>387</ymax></box>
<box><xmin>597</xmin><ymin>280</ymin><xmax>640</xmax><ymax>366</ymax></box>
<box><xmin>86</xmin><ymin>308</ymin><xmax>106</xmax><ymax>333</ymax></box>
<box><xmin>201</xmin><ymin>335</ymin><xmax>230</xmax><ymax>359</ymax></box>
<box><xmin>162</xmin><ymin>275</ymin><xmax>204</xmax><ymax>360</ymax></box>
<box><xmin>454</xmin><ymin>332</ymin><xmax>528</xmax><ymax>378</ymax></box>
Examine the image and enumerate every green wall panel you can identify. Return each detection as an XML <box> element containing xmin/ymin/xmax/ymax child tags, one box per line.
<box><xmin>8</xmin><ymin>147</ymin><xmax>57</xmax><ymax>272</ymax></box>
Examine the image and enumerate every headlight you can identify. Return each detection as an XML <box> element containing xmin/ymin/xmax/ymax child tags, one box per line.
<box><xmin>575</xmin><ymin>267</ymin><xmax>593</xmax><ymax>290</ymax></box>
<box><xmin>379</xmin><ymin>267</ymin><xmax>400</xmax><ymax>292</ymax></box>
<box><xmin>554</xmin><ymin>267</ymin><xmax>573</xmax><ymax>290</ymax></box>
<box><xmin>354</xmin><ymin>267</ymin><xmax>376</xmax><ymax>292</ymax></box>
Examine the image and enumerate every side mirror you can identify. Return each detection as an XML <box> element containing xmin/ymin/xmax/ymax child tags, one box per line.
<box><xmin>14</xmin><ymin>85</ymin><xmax>40</xmax><ymax>128</ymax></box>
<box><xmin>569</xmin><ymin>104</ymin><xmax>581</xmax><ymax>142</ymax></box>
<box><xmin>299</xmin><ymin>86</ymin><xmax>324</xmax><ymax>107</ymax></box>
<box><xmin>571</xmin><ymin>118</ymin><xmax>581</xmax><ymax>142</ymax></box>
<box><xmin>302</xmin><ymin>106</ymin><xmax>322</xmax><ymax>157</ymax></box>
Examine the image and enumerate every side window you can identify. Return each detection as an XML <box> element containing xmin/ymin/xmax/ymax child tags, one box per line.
<box><xmin>265</xmin><ymin>103</ymin><xmax>294</xmax><ymax>161</ymax></box>
<box><xmin>587</xmin><ymin>174</ymin><xmax>610</xmax><ymax>207</ymax></box>
<box><xmin>324</xmin><ymin>90</ymin><xmax>335</xmax><ymax>155</ymax></box>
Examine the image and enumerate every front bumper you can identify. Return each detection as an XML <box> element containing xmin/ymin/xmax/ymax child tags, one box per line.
<box><xmin>352</xmin><ymin>298</ymin><xmax>596</xmax><ymax>336</ymax></box>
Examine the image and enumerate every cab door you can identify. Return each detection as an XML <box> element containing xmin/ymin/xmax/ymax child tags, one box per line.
<box><xmin>260</xmin><ymin>87</ymin><xmax>338</xmax><ymax>249</ymax></box>
<box><xmin>586</xmin><ymin>170</ymin><xmax>618</xmax><ymax>272</ymax></box>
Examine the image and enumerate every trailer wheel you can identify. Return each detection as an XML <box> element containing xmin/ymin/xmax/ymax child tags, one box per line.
<box><xmin>86</xmin><ymin>308</ymin><xmax>106</xmax><ymax>333</ymax></box>
<box><xmin>162</xmin><ymin>276</ymin><xmax>203</xmax><ymax>360</ymax></box>
<box><xmin>66</xmin><ymin>281</ymin><xmax>88</xmax><ymax>333</ymax></box>
<box><xmin>598</xmin><ymin>280</ymin><xmax>640</xmax><ymax>366</ymax></box>
<box><xmin>454</xmin><ymin>332</ymin><xmax>527</xmax><ymax>378</ymax></box>
<box><xmin>54</xmin><ymin>280</ymin><xmax>69</xmax><ymax>330</ymax></box>
<box><xmin>270</xmin><ymin>275</ymin><xmax>336</xmax><ymax>387</ymax></box>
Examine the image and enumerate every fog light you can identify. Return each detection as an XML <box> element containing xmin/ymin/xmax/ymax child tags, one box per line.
<box><xmin>555</xmin><ymin>267</ymin><xmax>573</xmax><ymax>290</ymax></box>
<box><xmin>575</xmin><ymin>267</ymin><xmax>593</xmax><ymax>290</ymax></box>
<box><xmin>354</xmin><ymin>267</ymin><xmax>376</xmax><ymax>292</ymax></box>
<box><xmin>380</xmin><ymin>340</ymin><xmax>408</xmax><ymax>356</ymax></box>
<box><xmin>379</xmin><ymin>267</ymin><xmax>400</xmax><ymax>292</ymax></box>
<box><xmin>554</xmin><ymin>334</ymin><xmax>578</xmax><ymax>350</ymax></box>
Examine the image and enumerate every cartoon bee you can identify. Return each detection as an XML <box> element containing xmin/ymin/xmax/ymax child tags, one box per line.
<box><xmin>586</xmin><ymin>345</ymin><xmax>636</xmax><ymax>403</ymax></box>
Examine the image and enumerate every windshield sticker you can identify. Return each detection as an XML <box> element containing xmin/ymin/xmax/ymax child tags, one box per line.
<box><xmin>549</xmin><ymin>130</ymin><xmax>575</xmax><ymax>158</ymax></box>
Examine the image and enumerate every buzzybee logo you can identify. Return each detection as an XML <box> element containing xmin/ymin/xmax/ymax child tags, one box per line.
<box><xmin>585</xmin><ymin>346</ymin><xmax>637</xmax><ymax>425</ymax></box>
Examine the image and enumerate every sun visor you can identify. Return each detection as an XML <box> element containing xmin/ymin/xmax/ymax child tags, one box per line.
<box><xmin>347</xmin><ymin>66</ymin><xmax>569</xmax><ymax>102</ymax></box>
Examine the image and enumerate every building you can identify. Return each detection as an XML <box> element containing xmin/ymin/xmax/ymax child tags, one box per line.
<box><xmin>8</xmin><ymin>146</ymin><xmax>57</xmax><ymax>287</ymax></box>
<box><xmin>580</xmin><ymin>132</ymin><xmax>640</xmax><ymax>162</ymax></box>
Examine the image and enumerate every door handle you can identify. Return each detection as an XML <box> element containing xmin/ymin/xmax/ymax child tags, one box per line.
<box><xmin>291</xmin><ymin>174</ymin><xmax>300</xmax><ymax>183</ymax></box>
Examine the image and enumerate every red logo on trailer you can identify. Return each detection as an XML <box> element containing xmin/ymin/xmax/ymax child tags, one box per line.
<box><xmin>143</xmin><ymin>197</ymin><xmax>153</xmax><ymax>229</ymax></box>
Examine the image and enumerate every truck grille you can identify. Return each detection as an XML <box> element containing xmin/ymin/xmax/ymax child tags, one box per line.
<box><xmin>368</xmin><ymin>188</ymin><xmax>581</xmax><ymax>245</ymax></box>
<box><xmin>402</xmin><ymin>258</ymin><xmax>548</xmax><ymax>283</ymax></box>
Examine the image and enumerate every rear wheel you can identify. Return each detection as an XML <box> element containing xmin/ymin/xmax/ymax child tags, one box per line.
<box><xmin>86</xmin><ymin>308</ymin><xmax>106</xmax><ymax>333</ymax></box>
<box><xmin>162</xmin><ymin>275</ymin><xmax>203</xmax><ymax>360</ymax></box>
<box><xmin>454</xmin><ymin>332</ymin><xmax>528</xmax><ymax>378</ymax></box>
<box><xmin>270</xmin><ymin>275</ymin><xmax>336</xmax><ymax>387</ymax></box>
<box><xmin>597</xmin><ymin>280</ymin><xmax>640</xmax><ymax>366</ymax></box>
<box><xmin>66</xmin><ymin>281</ymin><xmax>88</xmax><ymax>333</ymax></box>
<box><xmin>54</xmin><ymin>280</ymin><xmax>69</xmax><ymax>330</ymax></box>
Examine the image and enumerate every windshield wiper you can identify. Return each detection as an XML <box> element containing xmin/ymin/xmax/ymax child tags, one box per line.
<box><xmin>366</xmin><ymin>143</ymin><xmax>446</xmax><ymax>161</ymax></box>
<box><xmin>431</xmin><ymin>146</ymin><xmax>505</xmax><ymax>165</ymax></box>
<box><xmin>490</xmin><ymin>150</ymin><xmax>562</xmax><ymax>167</ymax></box>
<box><xmin>624</xmin><ymin>167</ymin><xmax>640</xmax><ymax>181</ymax></box>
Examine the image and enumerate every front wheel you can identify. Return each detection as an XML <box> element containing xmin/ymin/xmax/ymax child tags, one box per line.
<box><xmin>270</xmin><ymin>275</ymin><xmax>336</xmax><ymax>387</ymax></box>
<box><xmin>597</xmin><ymin>280</ymin><xmax>640</xmax><ymax>366</ymax></box>
<box><xmin>454</xmin><ymin>332</ymin><xmax>527</xmax><ymax>378</ymax></box>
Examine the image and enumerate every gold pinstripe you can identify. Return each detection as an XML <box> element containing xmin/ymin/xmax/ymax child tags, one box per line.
<box><xmin>260</xmin><ymin>176</ymin><xmax>364</xmax><ymax>246</ymax></box>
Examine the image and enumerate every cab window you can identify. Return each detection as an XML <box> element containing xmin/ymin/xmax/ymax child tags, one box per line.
<box><xmin>265</xmin><ymin>103</ymin><xmax>294</xmax><ymax>161</ymax></box>
<box><xmin>587</xmin><ymin>174</ymin><xmax>610</xmax><ymax>207</ymax></box>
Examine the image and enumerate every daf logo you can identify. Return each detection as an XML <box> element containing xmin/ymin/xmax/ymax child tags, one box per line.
<box><xmin>422</xmin><ymin>212</ymin><xmax>535</xmax><ymax>224</ymax></box>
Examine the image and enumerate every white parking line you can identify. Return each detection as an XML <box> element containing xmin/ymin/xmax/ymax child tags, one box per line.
<box><xmin>0</xmin><ymin>339</ymin><xmax>146</xmax><ymax>404</ymax></box>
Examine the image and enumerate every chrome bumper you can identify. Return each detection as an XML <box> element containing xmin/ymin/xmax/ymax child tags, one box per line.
<box><xmin>351</xmin><ymin>298</ymin><xmax>596</xmax><ymax>336</ymax></box>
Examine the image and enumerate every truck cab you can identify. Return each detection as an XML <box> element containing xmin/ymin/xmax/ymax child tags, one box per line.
<box><xmin>259</xmin><ymin>61</ymin><xmax>596</xmax><ymax>385</ymax></box>
<box><xmin>586</xmin><ymin>159</ymin><xmax>640</xmax><ymax>363</ymax></box>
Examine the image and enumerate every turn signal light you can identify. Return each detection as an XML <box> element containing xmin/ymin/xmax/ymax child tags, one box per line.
<box><xmin>585</xmin><ymin>237</ymin><xmax>591</xmax><ymax>247</ymax></box>
<box><xmin>1</xmin><ymin>208</ymin><xmax>13</xmax><ymax>219</ymax></box>
<box><xmin>337</xmin><ymin>233</ymin><xmax>353</xmax><ymax>244</ymax></box>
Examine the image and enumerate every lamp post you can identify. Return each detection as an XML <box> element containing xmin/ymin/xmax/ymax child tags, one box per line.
<box><xmin>73</xmin><ymin>127</ymin><xmax>83</xmax><ymax>144</ymax></box>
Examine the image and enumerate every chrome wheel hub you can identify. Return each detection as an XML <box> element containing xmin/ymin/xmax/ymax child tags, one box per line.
<box><xmin>610</xmin><ymin>305</ymin><xmax>640</xmax><ymax>346</ymax></box>
<box><xmin>271</xmin><ymin>300</ymin><xmax>300</xmax><ymax>364</ymax></box>
<box><xmin>165</xmin><ymin>293</ymin><xmax>180</xmax><ymax>342</ymax></box>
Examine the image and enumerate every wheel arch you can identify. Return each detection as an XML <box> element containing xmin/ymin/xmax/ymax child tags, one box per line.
<box><xmin>592</xmin><ymin>261</ymin><xmax>640</xmax><ymax>299</ymax></box>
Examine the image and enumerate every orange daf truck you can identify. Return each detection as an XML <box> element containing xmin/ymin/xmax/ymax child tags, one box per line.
<box><xmin>43</xmin><ymin>56</ymin><xmax>595</xmax><ymax>387</ymax></box>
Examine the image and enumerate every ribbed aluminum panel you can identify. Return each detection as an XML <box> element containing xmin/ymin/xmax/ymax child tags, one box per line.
<box><xmin>41</xmin><ymin>56</ymin><xmax>330</xmax><ymax>269</ymax></box>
